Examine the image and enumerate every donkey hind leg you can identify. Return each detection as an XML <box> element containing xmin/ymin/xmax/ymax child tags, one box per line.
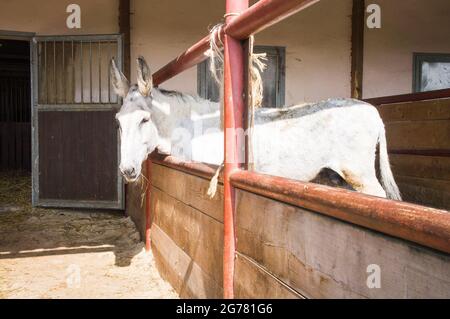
<box><xmin>341</xmin><ymin>168</ymin><xmax>387</xmax><ymax>198</ymax></box>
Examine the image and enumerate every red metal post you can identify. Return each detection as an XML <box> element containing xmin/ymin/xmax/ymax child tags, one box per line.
<box><xmin>145</xmin><ymin>159</ymin><xmax>152</xmax><ymax>251</ymax></box>
<box><xmin>223</xmin><ymin>0</ymin><xmax>249</xmax><ymax>299</ymax></box>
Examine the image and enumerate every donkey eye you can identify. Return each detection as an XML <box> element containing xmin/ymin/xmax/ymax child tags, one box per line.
<box><xmin>141</xmin><ymin>117</ymin><xmax>149</xmax><ymax>125</ymax></box>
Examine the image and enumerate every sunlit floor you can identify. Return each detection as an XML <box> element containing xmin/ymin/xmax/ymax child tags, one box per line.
<box><xmin>0</xmin><ymin>172</ymin><xmax>177</xmax><ymax>299</ymax></box>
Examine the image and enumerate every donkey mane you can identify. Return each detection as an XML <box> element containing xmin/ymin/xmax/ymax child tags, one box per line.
<box><xmin>158</xmin><ymin>88</ymin><xmax>211</xmax><ymax>104</ymax></box>
<box><xmin>255</xmin><ymin>98</ymin><xmax>371</xmax><ymax>122</ymax></box>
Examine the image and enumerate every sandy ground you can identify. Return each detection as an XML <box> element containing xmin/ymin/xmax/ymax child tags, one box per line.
<box><xmin>0</xmin><ymin>172</ymin><xmax>178</xmax><ymax>299</ymax></box>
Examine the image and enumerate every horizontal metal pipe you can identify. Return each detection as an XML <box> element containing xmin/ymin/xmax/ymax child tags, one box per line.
<box><xmin>230</xmin><ymin>170</ymin><xmax>450</xmax><ymax>254</ymax></box>
<box><xmin>152</xmin><ymin>34</ymin><xmax>219</xmax><ymax>86</ymax></box>
<box><xmin>152</xmin><ymin>0</ymin><xmax>320</xmax><ymax>85</ymax></box>
<box><xmin>224</xmin><ymin>0</ymin><xmax>320</xmax><ymax>40</ymax></box>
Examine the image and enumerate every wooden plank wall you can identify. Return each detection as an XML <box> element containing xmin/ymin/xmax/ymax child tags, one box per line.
<box><xmin>234</xmin><ymin>189</ymin><xmax>450</xmax><ymax>299</ymax></box>
<box><xmin>376</xmin><ymin>98</ymin><xmax>450</xmax><ymax>210</ymax></box>
<box><xmin>149</xmin><ymin>163</ymin><xmax>224</xmax><ymax>298</ymax></box>
<box><xmin>125</xmin><ymin>162</ymin><xmax>450</xmax><ymax>298</ymax></box>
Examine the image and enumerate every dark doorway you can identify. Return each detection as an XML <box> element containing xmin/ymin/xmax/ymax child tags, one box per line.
<box><xmin>0</xmin><ymin>39</ymin><xmax>31</xmax><ymax>171</ymax></box>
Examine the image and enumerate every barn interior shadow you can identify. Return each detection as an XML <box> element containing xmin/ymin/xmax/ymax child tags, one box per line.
<box><xmin>0</xmin><ymin>171</ymin><xmax>141</xmax><ymax>267</ymax></box>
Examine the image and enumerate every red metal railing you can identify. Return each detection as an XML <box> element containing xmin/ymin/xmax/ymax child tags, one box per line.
<box><xmin>224</xmin><ymin>0</ymin><xmax>319</xmax><ymax>39</ymax></box>
<box><xmin>152</xmin><ymin>35</ymin><xmax>215</xmax><ymax>87</ymax></box>
<box><xmin>152</xmin><ymin>0</ymin><xmax>320</xmax><ymax>86</ymax></box>
<box><xmin>222</xmin><ymin>0</ymin><xmax>249</xmax><ymax>299</ymax></box>
<box><xmin>145</xmin><ymin>0</ymin><xmax>329</xmax><ymax>299</ymax></box>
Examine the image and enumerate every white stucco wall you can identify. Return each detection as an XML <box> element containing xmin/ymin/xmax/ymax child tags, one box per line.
<box><xmin>0</xmin><ymin>0</ymin><xmax>119</xmax><ymax>35</ymax></box>
<box><xmin>131</xmin><ymin>0</ymin><xmax>352</xmax><ymax>105</ymax></box>
<box><xmin>255</xmin><ymin>0</ymin><xmax>352</xmax><ymax>104</ymax></box>
<box><xmin>0</xmin><ymin>0</ymin><xmax>352</xmax><ymax>105</ymax></box>
<box><xmin>130</xmin><ymin>0</ymin><xmax>224</xmax><ymax>96</ymax></box>
<box><xmin>1</xmin><ymin>0</ymin><xmax>449</xmax><ymax>102</ymax></box>
<box><xmin>363</xmin><ymin>0</ymin><xmax>450</xmax><ymax>98</ymax></box>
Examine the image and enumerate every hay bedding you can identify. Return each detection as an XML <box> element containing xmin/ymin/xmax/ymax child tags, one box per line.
<box><xmin>0</xmin><ymin>171</ymin><xmax>177</xmax><ymax>299</ymax></box>
<box><xmin>0</xmin><ymin>171</ymin><xmax>31</xmax><ymax>212</ymax></box>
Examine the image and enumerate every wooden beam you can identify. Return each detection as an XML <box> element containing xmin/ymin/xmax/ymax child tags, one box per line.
<box><xmin>350</xmin><ymin>0</ymin><xmax>365</xmax><ymax>99</ymax></box>
<box><xmin>119</xmin><ymin>0</ymin><xmax>131</xmax><ymax>78</ymax></box>
<box><xmin>364</xmin><ymin>88</ymin><xmax>450</xmax><ymax>106</ymax></box>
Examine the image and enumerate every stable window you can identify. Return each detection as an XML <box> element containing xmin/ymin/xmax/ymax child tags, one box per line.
<box><xmin>197</xmin><ymin>45</ymin><xmax>285</xmax><ymax>107</ymax></box>
<box><xmin>413</xmin><ymin>53</ymin><xmax>450</xmax><ymax>92</ymax></box>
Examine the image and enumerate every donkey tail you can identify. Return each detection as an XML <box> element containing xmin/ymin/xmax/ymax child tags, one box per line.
<box><xmin>378</xmin><ymin>124</ymin><xmax>402</xmax><ymax>201</ymax></box>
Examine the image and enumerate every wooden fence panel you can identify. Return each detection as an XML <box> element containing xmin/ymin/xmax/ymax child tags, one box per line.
<box><xmin>235</xmin><ymin>189</ymin><xmax>450</xmax><ymax>299</ymax></box>
<box><xmin>151</xmin><ymin>224</ymin><xmax>223</xmax><ymax>298</ymax></box>
<box><xmin>148</xmin><ymin>163</ymin><xmax>224</xmax><ymax>298</ymax></box>
<box><xmin>151</xmin><ymin>163</ymin><xmax>224</xmax><ymax>222</ymax></box>
<box><xmin>377</xmin><ymin>98</ymin><xmax>450</xmax><ymax>122</ymax></box>
<box><xmin>376</xmin><ymin>97</ymin><xmax>450</xmax><ymax>210</ymax></box>
<box><xmin>126</xmin><ymin>161</ymin><xmax>450</xmax><ymax>299</ymax></box>
<box><xmin>384</xmin><ymin>120</ymin><xmax>450</xmax><ymax>151</ymax></box>
<box><xmin>234</xmin><ymin>253</ymin><xmax>303</xmax><ymax>299</ymax></box>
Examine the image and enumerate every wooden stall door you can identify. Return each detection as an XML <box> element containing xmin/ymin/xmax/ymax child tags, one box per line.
<box><xmin>32</xmin><ymin>35</ymin><xmax>124</xmax><ymax>209</ymax></box>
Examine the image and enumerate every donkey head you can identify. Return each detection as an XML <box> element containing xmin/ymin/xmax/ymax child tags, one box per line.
<box><xmin>111</xmin><ymin>56</ymin><xmax>158</xmax><ymax>183</ymax></box>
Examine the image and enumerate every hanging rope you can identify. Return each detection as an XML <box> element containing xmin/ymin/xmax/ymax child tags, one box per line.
<box><xmin>208</xmin><ymin>24</ymin><xmax>225</xmax><ymax>85</ymax></box>
<box><xmin>246</xmin><ymin>36</ymin><xmax>267</xmax><ymax>172</ymax></box>
<box><xmin>206</xmin><ymin>24</ymin><xmax>267</xmax><ymax>198</ymax></box>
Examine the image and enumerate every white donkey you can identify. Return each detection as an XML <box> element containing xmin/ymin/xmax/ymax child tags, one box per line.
<box><xmin>112</xmin><ymin>56</ymin><xmax>401</xmax><ymax>200</ymax></box>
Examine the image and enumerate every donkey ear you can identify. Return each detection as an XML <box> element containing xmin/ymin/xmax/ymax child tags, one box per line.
<box><xmin>136</xmin><ymin>56</ymin><xmax>153</xmax><ymax>97</ymax></box>
<box><xmin>110</xmin><ymin>58</ymin><xmax>129</xmax><ymax>98</ymax></box>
